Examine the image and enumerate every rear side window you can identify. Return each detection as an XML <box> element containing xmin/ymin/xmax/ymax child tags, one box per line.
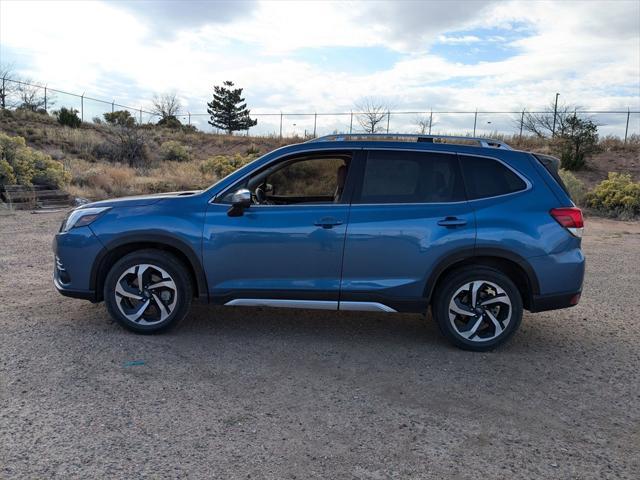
<box><xmin>460</xmin><ymin>155</ymin><xmax>527</xmax><ymax>199</ymax></box>
<box><xmin>357</xmin><ymin>151</ymin><xmax>465</xmax><ymax>204</ymax></box>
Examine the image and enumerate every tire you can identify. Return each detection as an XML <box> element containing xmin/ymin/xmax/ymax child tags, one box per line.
<box><xmin>103</xmin><ymin>249</ymin><xmax>192</xmax><ymax>334</ymax></box>
<box><xmin>433</xmin><ymin>266</ymin><xmax>523</xmax><ymax>351</ymax></box>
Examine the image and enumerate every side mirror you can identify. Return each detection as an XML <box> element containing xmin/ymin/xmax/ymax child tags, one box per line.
<box><xmin>227</xmin><ymin>188</ymin><xmax>251</xmax><ymax>217</ymax></box>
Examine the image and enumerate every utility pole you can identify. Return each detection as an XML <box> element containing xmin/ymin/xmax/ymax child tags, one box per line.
<box><xmin>520</xmin><ymin>109</ymin><xmax>525</xmax><ymax>139</ymax></box>
<box><xmin>349</xmin><ymin>111</ymin><xmax>353</xmax><ymax>134</ymax></box>
<box><xmin>386</xmin><ymin>111</ymin><xmax>390</xmax><ymax>133</ymax></box>
<box><xmin>429</xmin><ymin>110</ymin><xmax>433</xmax><ymax>134</ymax></box>
<box><xmin>552</xmin><ymin>92</ymin><xmax>560</xmax><ymax>137</ymax></box>
<box><xmin>279</xmin><ymin>112</ymin><xmax>283</xmax><ymax>139</ymax></box>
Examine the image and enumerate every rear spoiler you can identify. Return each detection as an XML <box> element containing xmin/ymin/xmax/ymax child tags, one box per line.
<box><xmin>532</xmin><ymin>153</ymin><xmax>571</xmax><ymax>199</ymax></box>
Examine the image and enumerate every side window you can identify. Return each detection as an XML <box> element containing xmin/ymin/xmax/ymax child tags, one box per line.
<box><xmin>269</xmin><ymin>158</ymin><xmax>344</xmax><ymax>198</ymax></box>
<box><xmin>356</xmin><ymin>151</ymin><xmax>465</xmax><ymax>204</ymax></box>
<box><xmin>460</xmin><ymin>156</ymin><xmax>527</xmax><ymax>199</ymax></box>
<box><xmin>220</xmin><ymin>153</ymin><xmax>351</xmax><ymax>205</ymax></box>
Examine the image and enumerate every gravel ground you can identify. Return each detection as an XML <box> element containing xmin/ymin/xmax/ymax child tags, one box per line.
<box><xmin>1</xmin><ymin>210</ymin><xmax>639</xmax><ymax>479</ymax></box>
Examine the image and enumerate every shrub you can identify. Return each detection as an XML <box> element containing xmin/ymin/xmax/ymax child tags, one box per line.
<box><xmin>558</xmin><ymin>169</ymin><xmax>586</xmax><ymax>205</ymax></box>
<box><xmin>103</xmin><ymin>110</ymin><xmax>136</xmax><ymax>128</ymax></box>
<box><xmin>200</xmin><ymin>154</ymin><xmax>253</xmax><ymax>178</ymax></box>
<box><xmin>0</xmin><ymin>132</ymin><xmax>70</xmax><ymax>188</ymax></box>
<box><xmin>558</xmin><ymin>114</ymin><xmax>598</xmax><ymax>171</ymax></box>
<box><xmin>160</xmin><ymin>140</ymin><xmax>190</xmax><ymax>162</ymax></box>
<box><xmin>54</xmin><ymin>107</ymin><xmax>82</xmax><ymax>128</ymax></box>
<box><xmin>100</xmin><ymin>126</ymin><xmax>150</xmax><ymax>167</ymax></box>
<box><xmin>585</xmin><ymin>172</ymin><xmax>640</xmax><ymax>219</ymax></box>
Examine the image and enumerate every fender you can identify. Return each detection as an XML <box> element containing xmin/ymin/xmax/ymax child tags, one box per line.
<box><xmin>423</xmin><ymin>247</ymin><xmax>540</xmax><ymax>303</ymax></box>
<box><xmin>90</xmin><ymin>232</ymin><xmax>209</xmax><ymax>301</ymax></box>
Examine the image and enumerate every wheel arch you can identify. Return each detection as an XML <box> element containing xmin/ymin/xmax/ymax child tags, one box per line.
<box><xmin>424</xmin><ymin>248</ymin><xmax>540</xmax><ymax>311</ymax></box>
<box><xmin>91</xmin><ymin>234</ymin><xmax>208</xmax><ymax>302</ymax></box>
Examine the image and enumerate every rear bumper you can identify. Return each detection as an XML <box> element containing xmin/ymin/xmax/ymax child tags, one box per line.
<box><xmin>530</xmin><ymin>290</ymin><xmax>581</xmax><ymax>312</ymax></box>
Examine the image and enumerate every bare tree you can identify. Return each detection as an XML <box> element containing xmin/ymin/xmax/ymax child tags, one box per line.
<box><xmin>415</xmin><ymin>114</ymin><xmax>434</xmax><ymax>134</ymax></box>
<box><xmin>521</xmin><ymin>103</ymin><xmax>577</xmax><ymax>138</ymax></box>
<box><xmin>151</xmin><ymin>92</ymin><xmax>181</xmax><ymax>120</ymax></box>
<box><xmin>16</xmin><ymin>79</ymin><xmax>54</xmax><ymax>112</ymax></box>
<box><xmin>354</xmin><ymin>97</ymin><xmax>389</xmax><ymax>133</ymax></box>
<box><xmin>0</xmin><ymin>64</ymin><xmax>19</xmax><ymax>109</ymax></box>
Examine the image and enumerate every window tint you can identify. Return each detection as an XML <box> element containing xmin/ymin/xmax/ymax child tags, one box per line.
<box><xmin>269</xmin><ymin>158</ymin><xmax>344</xmax><ymax>197</ymax></box>
<box><xmin>357</xmin><ymin>151</ymin><xmax>465</xmax><ymax>204</ymax></box>
<box><xmin>460</xmin><ymin>156</ymin><xmax>527</xmax><ymax>199</ymax></box>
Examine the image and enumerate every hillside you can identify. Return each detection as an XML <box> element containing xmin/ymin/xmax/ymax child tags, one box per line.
<box><xmin>0</xmin><ymin>108</ymin><xmax>638</xmax><ymax>201</ymax></box>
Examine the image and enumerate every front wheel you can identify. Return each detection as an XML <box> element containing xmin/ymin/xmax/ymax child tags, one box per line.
<box><xmin>104</xmin><ymin>249</ymin><xmax>192</xmax><ymax>333</ymax></box>
<box><xmin>433</xmin><ymin>267</ymin><xmax>523</xmax><ymax>351</ymax></box>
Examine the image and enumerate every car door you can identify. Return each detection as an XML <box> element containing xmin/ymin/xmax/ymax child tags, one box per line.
<box><xmin>203</xmin><ymin>150</ymin><xmax>358</xmax><ymax>307</ymax></box>
<box><xmin>339</xmin><ymin>149</ymin><xmax>476</xmax><ymax>312</ymax></box>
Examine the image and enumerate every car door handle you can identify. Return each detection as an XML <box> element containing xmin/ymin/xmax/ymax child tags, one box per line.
<box><xmin>437</xmin><ymin>217</ymin><xmax>468</xmax><ymax>227</ymax></box>
<box><xmin>314</xmin><ymin>217</ymin><xmax>343</xmax><ymax>229</ymax></box>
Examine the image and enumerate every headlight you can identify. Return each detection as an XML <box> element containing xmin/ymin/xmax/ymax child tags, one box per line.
<box><xmin>60</xmin><ymin>207</ymin><xmax>111</xmax><ymax>232</ymax></box>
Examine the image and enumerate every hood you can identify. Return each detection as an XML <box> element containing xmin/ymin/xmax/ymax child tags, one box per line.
<box><xmin>82</xmin><ymin>190</ymin><xmax>202</xmax><ymax>208</ymax></box>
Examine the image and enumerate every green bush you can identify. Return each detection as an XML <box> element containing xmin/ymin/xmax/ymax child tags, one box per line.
<box><xmin>103</xmin><ymin>110</ymin><xmax>136</xmax><ymax>127</ymax></box>
<box><xmin>200</xmin><ymin>154</ymin><xmax>253</xmax><ymax>178</ymax></box>
<box><xmin>558</xmin><ymin>169</ymin><xmax>586</xmax><ymax>205</ymax></box>
<box><xmin>160</xmin><ymin>140</ymin><xmax>190</xmax><ymax>162</ymax></box>
<box><xmin>0</xmin><ymin>132</ymin><xmax>71</xmax><ymax>188</ymax></box>
<box><xmin>55</xmin><ymin>107</ymin><xmax>82</xmax><ymax>128</ymax></box>
<box><xmin>585</xmin><ymin>173</ymin><xmax>640</xmax><ymax>219</ymax></box>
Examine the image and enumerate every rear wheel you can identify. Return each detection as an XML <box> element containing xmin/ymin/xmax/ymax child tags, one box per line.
<box><xmin>433</xmin><ymin>267</ymin><xmax>522</xmax><ymax>351</ymax></box>
<box><xmin>104</xmin><ymin>250</ymin><xmax>192</xmax><ymax>333</ymax></box>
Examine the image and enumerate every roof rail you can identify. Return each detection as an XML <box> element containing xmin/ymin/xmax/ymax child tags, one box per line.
<box><xmin>307</xmin><ymin>133</ymin><xmax>513</xmax><ymax>150</ymax></box>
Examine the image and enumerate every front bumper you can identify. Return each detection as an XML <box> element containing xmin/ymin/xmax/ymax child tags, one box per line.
<box><xmin>53</xmin><ymin>225</ymin><xmax>105</xmax><ymax>302</ymax></box>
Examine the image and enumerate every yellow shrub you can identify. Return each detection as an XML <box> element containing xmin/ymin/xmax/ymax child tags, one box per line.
<box><xmin>585</xmin><ymin>173</ymin><xmax>640</xmax><ymax>218</ymax></box>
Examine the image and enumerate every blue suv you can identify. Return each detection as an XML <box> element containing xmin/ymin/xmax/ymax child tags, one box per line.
<box><xmin>53</xmin><ymin>134</ymin><xmax>585</xmax><ymax>351</ymax></box>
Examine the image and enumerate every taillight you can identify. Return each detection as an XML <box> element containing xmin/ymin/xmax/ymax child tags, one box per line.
<box><xmin>550</xmin><ymin>207</ymin><xmax>584</xmax><ymax>237</ymax></box>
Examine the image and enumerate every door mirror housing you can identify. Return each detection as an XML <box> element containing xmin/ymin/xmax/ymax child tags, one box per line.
<box><xmin>228</xmin><ymin>188</ymin><xmax>251</xmax><ymax>217</ymax></box>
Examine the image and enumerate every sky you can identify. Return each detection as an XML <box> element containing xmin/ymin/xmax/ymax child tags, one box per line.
<box><xmin>1</xmin><ymin>0</ymin><xmax>639</xmax><ymax>136</ymax></box>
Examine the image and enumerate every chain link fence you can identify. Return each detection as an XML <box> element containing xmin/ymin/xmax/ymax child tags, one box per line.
<box><xmin>1</xmin><ymin>77</ymin><xmax>638</xmax><ymax>140</ymax></box>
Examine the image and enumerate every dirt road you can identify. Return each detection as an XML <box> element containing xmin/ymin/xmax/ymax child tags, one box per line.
<box><xmin>1</xmin><ymin>211</ymin><xmax>639</xmax><ymax>479</ymax></box>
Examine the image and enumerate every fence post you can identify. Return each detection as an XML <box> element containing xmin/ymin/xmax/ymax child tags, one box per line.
<box><xmin>520</xmin><ymin>109</ymin><xmax>525</xmax><ymax>139</ymax></box>
<box><xmin>111</xmin><ymin>100</ymin><xmax>114</xmax><ymax>113</ymax></box>
<box><xmin>386</xmin><ymin>111</ymin><xmax>390</xmax><ymax>133</ymax></box>
<box><xmin>473</xmin><ymin>110</ymin><xmax>477</xmax><ymax>136</ymax></box>
<box><xmin>429</xmin><ymin>110</ymin><xmax>433</xmax><ymax>134</ymax></box>
<box><xmin>44</xmin><ymin>86</ymin><xmax>47</xmax><ymax>113</ymax></box>
<box><xmin>279</xmin><ymin>112</ymin><xmax>283</xmax><ymax>139</ymax></box>
<box><xmin>624</xmin><ymin>108</ymin><xmax>630</xmax><ymax>144</ymax></box>
<box><xmin>349</xmin><ymin>111</ymin><xmax>353</xmax><ymax>134</ymax></box>
<box><xmin>81</xmin><ymin>93</ymin><xmax>84</xmax><ymax>122</ymax></box>
<box><xmin>188</xmin><ymin>112</ymin><xmax>191</xmax><ymax>126</ymax></box>
<box><xmin>313</xmin><ymin>112</ymin><xmax>317</xmax><ymax>137</ymax></box>
<box><xmin>552</xmin><ymin>92</ymin><xmax>559</xmax><ymax>137</ymax></box>
<box><xmin>139</xmin><ymin>108</ymin><xmax>142</xmax><ymax>124</ymax></box>
<box><xmin>1</xmin><ymin>75</ymin><xmax>5</xmax><ymax>109</ymax></box>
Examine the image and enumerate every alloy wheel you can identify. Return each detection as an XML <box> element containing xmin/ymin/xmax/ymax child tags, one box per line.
<box><xmin>448</xmin><ymin>280</ymin><xmax>512</xmax><ymax>342</ymax></box>
<box><xmin>114</xmin><ymin>264</ymin><xmax>178</xmax><ymax>326</ymax></box>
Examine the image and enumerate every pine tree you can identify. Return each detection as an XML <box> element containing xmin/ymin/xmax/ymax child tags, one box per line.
<box><xmin>207</xmin><ymin>81</ymin><xmax>257</xmax><ymax>134</ymax></box>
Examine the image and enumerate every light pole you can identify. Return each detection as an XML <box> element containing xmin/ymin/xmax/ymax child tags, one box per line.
<box><xmin>552</xmin><ymin>92</ymin><xmax>560</xmax><ymax>137</ymax></box>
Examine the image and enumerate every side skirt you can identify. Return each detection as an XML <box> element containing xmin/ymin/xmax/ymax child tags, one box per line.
<box><xmin>224</xmin><ymin>299</ymin><xmax>398</xmax><ymax>313</ymax></box>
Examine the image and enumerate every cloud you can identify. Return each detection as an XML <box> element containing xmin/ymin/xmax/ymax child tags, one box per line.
<box><xmin>113</xmin><ymin>0</ymin><xmax>258</xmax><ymax>30</ymax></box>
<box><xmin>437</xmin><ymin>35</ymin><xmax>482</xmax><ymax>44</ymax></box>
